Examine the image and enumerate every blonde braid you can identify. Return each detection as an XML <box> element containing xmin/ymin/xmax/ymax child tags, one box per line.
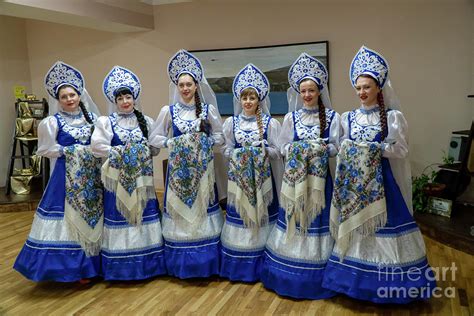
<box><xmin>256</xmin><ymin>104</ymin><xmax>264</xmax><ymax>141</ymax></box>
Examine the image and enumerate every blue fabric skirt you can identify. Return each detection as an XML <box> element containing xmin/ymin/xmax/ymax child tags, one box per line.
<box><xmin>13</xmin><ymin>158</ymin><xmax>100</xmax><ymax>282</ymax></box>
<box><xmin>161</xmin><ymin>202</ymin><xmax>223</xmax><ymax>279</ymax></box>
<box><xmin>220</xmin><ymin>173</ymin><xmax>279</xmax><ymax>283</ymax></box>
<box><xmin>260</xmin><ymin>174</ymin><xmax>336</xmax><ymax>300</ymax></box>
<box><xmin>101</xmin><ymin>191</ymin><xmax>167</xmax><ymax>281</ymax></box>
<box><xmin>322</xmin><ymin>159</ymin><xmax>436</xmax><ymax>304</ymax></box>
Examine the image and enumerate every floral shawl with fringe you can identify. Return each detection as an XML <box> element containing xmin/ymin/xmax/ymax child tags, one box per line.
<box><xmin>281</xmin><ymin>138</ymin><xmax>328</xmax><ymax>237</ymax></box>
<box><xmin>101</xmin><ymin>142</ymin><xmax>155</xmax><ymax>226</ymax></box>
<box><xmin>330</xmin><ymin>139</ymin><xmax>386</xmax><ymax>259</ymax></box>
<box><xmin>64</xmin><ymin>145</ymin><xmax>103</xmax><ymax>256</ymax></box>
<box><xmin>166</xmin><ymin>132</ymin><xmax>215</xmax><ymax>225</ymax></box>
<box><xmin>227</xmin><ymin>145</ymin><xmax>273</xmax><ymax>228</ymax></box>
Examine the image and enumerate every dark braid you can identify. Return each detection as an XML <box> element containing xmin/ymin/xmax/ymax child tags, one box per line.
<box><xmin>377</xmin><ymin>92</ymin><xmax>388</xmax><ymax>141</ymax></box>
<box><xmin>134</xmin><ymin>108</ymin><xmax>149</xmax><ymax>139</ymax></box>
<box><xmin>194</xmin><ymin>89</ymin><xmax>211</xmax><ymax>135</ymax></box>
<box><xmin>317</xmin><ymin>95</ymin><xmax>326</xmax><ymax>138</ymax></box>
<box><xmin>79</xmin><ymin>101</ymin><xmax>95</xmax><ymax>133</ymax></box>
<box><xmin>78</xmin><ymin>101</ymin><xmax>93</xmax><ymax>124</ymax></box>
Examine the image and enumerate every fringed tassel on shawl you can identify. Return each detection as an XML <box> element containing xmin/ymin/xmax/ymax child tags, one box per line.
<box><xmin>64</xmin><ymin>202</ymin><xmax>103</xmax><ymax>257</ymax></box>
<box><xmin>281</xmin><ymin>186</ymin><xmax>325</xmax><ymax>238</ymax></box>
<box><xmin>281</xmin><ymin>173</ymin><xmax>326</xmax><ymax>238</ymax></box>
<box><xmin>227</xmin><ymin>176</ymin><xmax>273</xmax><ymax>229</ymax></box>
<box><xmin>331</xmin><ymin>206</ymin><xmax>387</xmax><ymax>262</ymax></box>
<box><xmin>166</xmin><ymin>159</ymin><xmax>215</xmax><ymax>226</ymax></box>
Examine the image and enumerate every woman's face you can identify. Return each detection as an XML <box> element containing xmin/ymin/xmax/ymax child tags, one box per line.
<box><xmin>299</xmin><ymin>79</ymin><xmax>320</xmax><ymax>108</ymax></box>
<box><xmin>58</xmin><ymin>86</ymin><xmax>80</xmax><ymax>112</ymax></box>
<box><xmin>178</xmin><ymin>74</ymin><xmax>198</xmax><ymax>104</ymax></box>
<box><xmin>240</xmin><ymin>92</ymin><xmax>259</xmax><ymax>116</ymax></box>
<box><xmin>116</xmin><ymin>93</ymin><xmax>135</xmax><ymax>113</ymax></box>
<box><xmin>355</xmin><ymin>76</ymin><xmax>380</xmax><ymax>107</ymax></box>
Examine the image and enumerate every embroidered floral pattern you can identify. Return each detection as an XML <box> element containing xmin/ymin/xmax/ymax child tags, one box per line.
<box><xmin>294</xmin><ymin>108</ymin><xmax>333</xmax><ymax>141</ymax></box>
<box><xmin>172</xmin><ymin>103</ymin><xmax>209</xmax><ymax>134</ymax></box>
<box><xmin>64</xmin><ymin>145</ymin><xmax>103</xmax><ymax>228</ymax></box>
<box><xmin>168</xmin><ymin>132</ymin><xmax>214</xmax><ymax>208</ymax></box>
<box><xmin>109</xmin><ymin>113</ymin><xmax>144</xmax><ymax>144</ymax></box>
<box><xmin>106</xmin><ymin>142</ymin><xmax>153</xmax><ymax>196</ymax></box>
<box><xmin>228</xmin><ymin>146</ymin><xmax>271</xmax><ymax>208</ymax></box>
<box><xmin>56</xmin><ymin>113</ymin><xmax>94</xmax><ymax>145</ymax></box>
<box><xmin>233</xmin><ymin>114</ymin><xmax>270</xmax><ymax>145</ymax></box>
<box><xmin>349</xmin><ymin>110</ymin><xmax>381</xmax><ymax>142</ymax></box>
<box><xmin>332</xmin><ymin>139</ymin><xmax>384</xmax><ymax>223</ymax></box>
<box><xmin>283</xmin><ymin>139</ymin><xmax>328</xmax><ymax>188</ymax></box>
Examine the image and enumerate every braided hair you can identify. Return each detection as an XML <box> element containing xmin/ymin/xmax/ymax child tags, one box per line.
<box><xmin>299</xmin><ymin>78</ymin><xmax>325</xmax><ymax>138</ymax></box>
<box><xmin>357</xmin><ymin>74</ymin><xmax>387</xmax><ymax>141</ymax></box>
<box><xmin>114</xmin><ymin>87</ymin><xmax>148</xmax><ymax>138</ymax></box>
<box><xmin>56</xmin><ymin>85</ymin><xmax>94</xmax><ymax>130</ymax></box>
<box><xmin>317</xmin><ymin>95</ymin><xmax>326</xmax><ymax>138</ymax></box>
<box><xmin>240</xmin><ymin>87</ymin><xmax>263</xmax><ymax>141</ymax></box>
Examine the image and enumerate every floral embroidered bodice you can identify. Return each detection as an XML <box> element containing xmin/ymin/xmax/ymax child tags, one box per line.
<box><xmin>55</xmin><ymin>112</ymin><xmax>94</xmax><ymax>146</ymax></box>
<box><xmin>293</xmin><ymin>108</ymin><xmax>335</xmax><ymax>141</ymax></box>
<box><xmin>233</xmin><ymin>113</ymin><xmax>270</xmax><ymax>147</ymax></box>
<box><xmin>109</xmin><ymin>112</ymin><xmax>145</xmax><ymax>146</ymax></box>
<box><xmin>170</xmin><ymin>103</ymin><xmax>209</xmax><ymax>137</ymax></box>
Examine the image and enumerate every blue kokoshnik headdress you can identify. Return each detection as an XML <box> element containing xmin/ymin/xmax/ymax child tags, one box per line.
<box><xmin>287</xmin><ymin>53</ymin><xmax>332</xmax><ymax>112</ymax></box>
<box><xmin>350</xmin><ymin>46</ymin><xmax>400</xmax><ymax>110</ymax></box>
<box><xmin>232</xmin><ymin>63</ymin><xmax>270</xmax><ymax>115</ymax></box>
<box><xmin>44</xmin><ymin>61</ymin><xmax>100</xmax><ymax>116</ymax></box>
<box><xmin>103</xmin><ymin>65</ymin><xmax>142</xmax><ymax>114</ymax></box>
<box><xmin>167</xmin><ymin>49</ymin><xmax>218</xmax><ymax>109</ymax></box>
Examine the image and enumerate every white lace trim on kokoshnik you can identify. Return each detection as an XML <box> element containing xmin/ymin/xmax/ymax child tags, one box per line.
<box><xmin>330</xmin><ymin>139</ymin><xmax>387</xmax><ymax>260</ymax></box>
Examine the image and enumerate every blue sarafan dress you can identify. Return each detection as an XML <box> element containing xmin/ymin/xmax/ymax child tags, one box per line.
<box><xmin>91</xmin><ymin>112</ymin><xmax>167</xmax><ymax>281</ymax></box>
<box><xmin>322</xmin><ymin>107</ymin><xmax>436</xmax><ymax>304</ymax></box>
<box><xmin>261</xmin><ymin>107</ymin><xmax>340</xmax><ymax>299</ymax></box>
<box><xmin>14</xmin><ymin>112</ymin><xmax>101</xmax><ymax>282</ymax></box>
<box><xmin>149</xmin><ymin>102</ymin><xmax>224</xmax><ymax>279</ymax></box>
<box><xmin>219</xmin><ymin>113</ymin><xmax>282</xmax><ymax>282</ymax></box>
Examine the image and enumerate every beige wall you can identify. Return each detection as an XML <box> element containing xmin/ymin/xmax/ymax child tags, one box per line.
<box><xmin>0</xmin><ymin>16</ymin><xmax>32</xmax><ymax>187</ymax></box>
<box><xmin>20</xmin><ymin>0</ymin><xmax>473</xmax><ymax>188</ymax></box>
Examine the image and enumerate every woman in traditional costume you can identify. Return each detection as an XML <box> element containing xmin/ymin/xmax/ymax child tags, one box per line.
<box><xmin>219</xmin><ymin>64</ymin><xmax>282</xmax><ymax>282</ymax></box>
<box><xmin>91</xmin><ymin>65</ymin><xmax>167</xmax><ymax>280</ymax></box>
<box><xmin>149</xmin><ymin>49</ymin><xmax>224</xmax><ymax>279</ymax></box>
<box><xmin>261</xmin><ymin>53</ymin><xmax>340</xmax><ymax>299</ymax></box>
<box><xmin>14</xmin><ymin>61</ymin><xmax>102</xmax><ymax>282</ymax></box>
<box><xmin>322</xmin><ymin>46</ymin><xmax>436</xmax><ymax>303</ymax></box>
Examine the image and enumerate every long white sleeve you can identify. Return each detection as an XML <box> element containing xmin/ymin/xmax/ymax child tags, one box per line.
<box><xmin>144</xmin><ymin>115</ymin><xmax>160</xmax><ymax>156</ymax></box>
<box><xmin>382</xmin><ymin>110</ymin><xmax>409</xmax><ymax>159</ymax></box>
<box><xmin>266</xmin><ymin>118</ymin><xmax>282</xmax><ymax>159</ymax></box>
<box><xmin>340</xmin><ymin>111</ymin><xmax>351</xmax><ymax>142</ymax></box>
<box><xmin>36</xmin><ymin>116</ymin><xmax>62</xmax><ymax>158</ymax></box>
<box><xmin>279</xmin><ymin>112</ymin><xmax>295</xmax><ymax>157</ymax></box>
<box><xmin>149</xmin><ymin>106</ymin><xmax>171</xmax><ymax>149</ymax></box>
<box><xmin>91</xmin><ymin>116</ymin><xmax>113</xmax><ymax>158</ymax></box>
<box><xmin>327</xmin><ymin>112</ymin><xmax>342</xmax><ymax>157</ymax></box>
<box><xmin>222</xmin><ymin>117</ymin><xmax>235</xmax><ymax>158</ymax></box>
<box><xmin>208</xmin><ymin>104</ymin><xmax>224</xmax><ymax>146</ymax></box>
